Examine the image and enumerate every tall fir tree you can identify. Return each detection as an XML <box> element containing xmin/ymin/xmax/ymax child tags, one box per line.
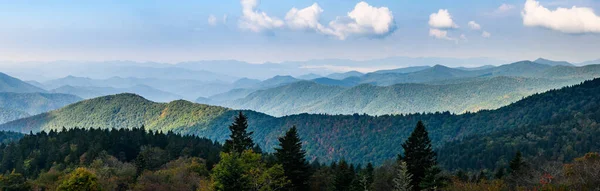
<box><xmin>274</xmin><ymin>126</ymin><xmax>311</xmax><ymax>191</ymax></box>
<box><xmin>400</xmin><ymin>121</ymin><xmax>437</xmax><ymax>190</ymax></box>
<box><xmin>222</xmin><ymin>112</ymin><xmax>255</xmax><ymax>154</ymax></box>
<box><xmin>393</xmin><ymin>161</ymin><xmax>413</xmax><ymax>191</ymax></box>
<box><xmin>509</xmin><ymin>151</ymin><xmax>525</xmax><ymax>174</ymax></box>
<box><xmin>334</xmin><ymin>159</ymin><xmax>354</xmax><ymax>191</ymax></box>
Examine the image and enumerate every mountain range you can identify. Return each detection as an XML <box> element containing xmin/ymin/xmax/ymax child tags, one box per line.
<box><xmin>3</xmin><ymin>77</ymin><xmax>600</xmax><ymax>166</ymax></box>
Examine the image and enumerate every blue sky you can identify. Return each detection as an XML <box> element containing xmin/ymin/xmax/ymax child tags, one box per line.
<box><xmin>0</xmin><ymin>0</ymin><xmax>599</xmax><ymax>63</ymax></box>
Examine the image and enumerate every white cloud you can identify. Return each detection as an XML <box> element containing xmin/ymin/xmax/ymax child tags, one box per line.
<box><xmin>429</xmin><ymin>28</ymin><xmax>454</xmax><ymax>40</ymax></box>
<box><xmin>285</xmin><ymin>2</ymin><xmax>395</xmax><ymax>40</ymax></box>
<box><xmin>208</xmin><ymin>15</ymin><xmax>218</xmax><ymax>26</ymax></box>
<box><xmin>326</xmin><ymin>2</ymin><xmax>396</xmax><ymax>40</ymax></box>
<box><xmin>460</xmin><ymin>34</ymin><xmax>467</xmax><ymax>40</ymax></box>
<box><xmin>429</xmin><ymin>9</ymin><xmax>458</xmax><ymax>29</ymax></box>
<box><xmin>468</xmin><ymin>21</ymin><xmax>481</xmax><ymax>30</ymax></box>
<box><xmin>482</xmin><ymin>31</ymin><xmax>491</xmax><ymax>38</ymax></box>
<box><xmin>497</xmin><ymin>4</ymin><xmax>515</xmax><ymax>13</ymax></box>
<box><xmin>285</xmin><ymin>3</ymin><xmax>326</xmax><ymax>31</ymax></box>
<box><xmin>522</xmin><ymin>0</ymin><xmax>600</xmax><ymax>33</ymax></box>
<box><xmin>223</xmin><ymin>14</ymin><xmax>228</xmax><ymax>24</ymax></box>
<box><xmin>238</xmin><ymin>0</ymin><xmax>285</xmax><ymax>32</ymax></box>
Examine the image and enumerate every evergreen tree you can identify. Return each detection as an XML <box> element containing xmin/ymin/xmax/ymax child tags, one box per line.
<box><xmin>274</xmin><ymin>126</ymin><xmax>311</xmax><ymax>191</ymax></box>
<box><xmin>494</xmin><ymin>167</ymin><xmax>505</xmax><ymax>179</ymax></box>
<box><xmin>419</xmin><ymin>166</ymin><xmax>446</xmax><ymax>190</ymax></box>
<box><xmin>401</xmin><ymin>121</ymin><xmax>437</xmax><ymax>190</ymax></box>
<box><xmin>393</xmin><ymin>161</ymin><xmax>413</xmax><ymax>191</ymax></box>
<box><xmin>334</xmin><ymin>160</ymin><xmax>354</xmax><ymax>191</ymax></box>
<box><xmin>509</xmin><ymin>151</ymin><xmax>525</xmax><ymax>174</ymax></box>
<box><xmin>222</xmin><ymin>112</ymin><xmax>255</xmax><ymax>154</ymax></box>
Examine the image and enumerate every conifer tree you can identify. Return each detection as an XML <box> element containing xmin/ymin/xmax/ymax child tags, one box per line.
<box><xmin>334</xmin><ymin>160</ymin><xmax>354</xmax><ymax>191</ymax></box>
<box><xmin>509</xmin><ymin>151</ymin><xmax>525</xmax><ymax>174</ymax></box>
<box><xmin>274</xmin><ymin>126</ymin><xmax>311</xmax><ymax>191</ymax></box>
<box><xmin>222</xmin><ymin>112</ymin><xmax>254</xmax><ymax>154</ymax></box>
<box><xmin>400</xmin><ymin>121</ymin><xmax>437</xmax><ymax>190</ymax></box>
<box><xmin>393</xmin><ymin>161</ymin><xmax>413</xmax><ymax>191</ymax></box>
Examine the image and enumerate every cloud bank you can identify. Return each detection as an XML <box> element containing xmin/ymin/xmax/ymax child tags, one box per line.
<box><xmin>239</xmin><ymin>0</ymin><xmax>396</xmax><ymax>40</ymax></box>
<box><xmin>522</xmin><ymin>0</ymin><xmax>600</xmax><ymax>33</ymax></box>
<box><xmin>429</xmin><ymin>9</ymin><xmax>458</xmax><ymax>29</ymax></box>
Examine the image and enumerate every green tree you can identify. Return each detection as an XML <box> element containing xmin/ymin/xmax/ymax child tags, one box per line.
<box><xmin>400</xmin><ymin>121</ymin><xmax>437</xmax><ymax>190</ymax></box>
<box><xmin>509</xmin><ymin>151</ymin><xmax>525</xmax><ymax>174</ymax></box>
<box><xmin>211</xmin><ymin>150</ymin><xmax>289</xmax><ymax>191</ymax></box>
<box><xmin>274</xmin><ymin>126</ymin><xmax>311</xmax><ymax>190</ymax></box>
<box><xmin>393</xmin><ymin>161</ymin><xmax>413</xmax><ymax>191</ymax></box>
<box><xmin>419</xmin><ymin>166</ymin><xmax>446</xmax><ymax>190</ymax></box>
<box><xmin>57</xmin><ymin>167</ymin><xmax>102</xmax><ymax>191</ymax></box>
<box><xmin>222</xmin><ymin>112</ymin><xmax>255</xmax><ymax>154</ymax></box>
<box><xmin>0</xmin><ymin>170</ymin><xmax>31</xmax><ymax>191</ymax></box>
<box><xmin>334</xmin><ymin>160</ymin><xmax>354</xmax><ymax>191</ymax></box>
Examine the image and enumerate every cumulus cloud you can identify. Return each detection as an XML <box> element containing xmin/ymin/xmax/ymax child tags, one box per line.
<box><xmin>522</xmin><ymin>0</ymin><xmax>600</xmax><ymax>33</ymax></box>
<box><xmin>208</xmin><ymin>15</ymin><xmax>218</xmax><ymax>26</ymax></box>
<box><xmin>468</xmin><ymin>21</ymin><xmax>481</xmax><ymax>30</ymax></box>
<box><xmin>482</xmin><ymin>31</ymin><xmax>491</xmax><ymax>38</ymax></box>
<box><xmin>238</xmin><ymin>0</ymin><xmax>395</xmax><ymax>39</ymax></box>
<box><xmin>429</xmin><ymin>9</ymin><xmax>458</xmax><ymax>28</ymax></box>
<box><xmin>284</xmin><ymin>1</ymin><xmax>395</xmax><ymax>40</ymax></box>
<box><xmin>429</xmin><ymin>28</ymin><xmax>455</xmax><ymax>41</ymax></box>
<box><xmin>325</xmin><ymin>2</ymin><xmax>396</xmax><ymax>40</ymax></box>
<box><xmin>497</xmin><ymin>4</ymin><xmax>515</xmax><ymax>13</ymax></box>
<box><xmin>285</xmin><ymin>3</ymin><xmax>326</xmax><ymax>31</ymax></box>
<box><xmin>238</xmin><ymin>0</ymin><xmax>285</xmax><ymax>32</ymax></box>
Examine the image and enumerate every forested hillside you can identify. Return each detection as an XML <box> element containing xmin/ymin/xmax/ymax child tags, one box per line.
<box><xmin>3</xmin><ymin>78</ymin><xmax>600</xmax><ymax>165</ymax></box>
<box><xmin>226</xmin><ymin>76</ymin><xmax>584</xmax><ymax>116</ymax></box>
<box><xmin>0</xmin><ymin>92</ymin><xmax>82</xmax><ymax>124</ymax></box>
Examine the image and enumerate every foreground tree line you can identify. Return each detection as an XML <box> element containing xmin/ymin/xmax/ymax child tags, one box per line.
<box><xmin>0</xmin><ymin>112</ymin><xmax>599</xmax><ymax>190</ymax></box>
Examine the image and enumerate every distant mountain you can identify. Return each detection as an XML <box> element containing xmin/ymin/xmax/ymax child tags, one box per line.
<box><xmin>326</xmin><ymin>71</ymin><xmax>364</xmax><ymax>80</ymax></box>
<box><xmin>0</xmin><ymin>108</ymin><xmax>30</xmax><ymax>124</ymax></box>
<box><xmin>372</xmin><ymin>66</ymin><xmax>430</xmax><ymax>74</ymax></box>
<box><xmin>43</xmin><ymin>76</ymin><xmax>233</xmax><ymax>100</ymax></box>
<box><xmin>296</xmin><ymin>73</ymin><xmax>322</xmax><ymax>80</ymax></box>
<box><xmin>206</xmin><ymin>88</ymin><xmax>256</xmax><ymax>104</ymax></box>
<box><xmin>232</xmin><ymin>78</ymin><xmax>261</xmax><ymax>89</ymax></box>
<box><xmin>578</xmin><ymin>59</ymin><xmax>600</xmax><ymax>66</ymax></box>
<box><xmin>0</xmin><ymin>92</ymin><xmax>81</xmax><ymax>124</ymax></box>
<box><xmin>454</xmin><ymin>65</ymin><xmax>496</xmax><ymax>71</ymax></box>
<box><xmin>50</xmin><ymin>85</ymin><xmax>183</xmax><ymax>102</ymax></box>
<box><xmin>311</xmin><ymin>77</ymin><xmax>359</xmax><ymax>87</ymax></box>
<box><xmin>256</xmin><ymin>75</ymin><xmax>300</xmax><ymax>89</ymax></box>
<box><xmin>0</xmin><ymin>72</ymin><xmax>47</xmax><ymax>93</ymax></box>
<box><xmin>224</xmin><ymin>76</ymin><xmax>583</xmax><ymax>116</ymax></box>
<box><xmin>534</xmin><ymin>58</ymin><xmax>574</xmax><ymax>66</ymax></box>
<box><xmin>3</xmin><ymin>78</ymin><xmax>600</xmax><ymax>165</ymax></box>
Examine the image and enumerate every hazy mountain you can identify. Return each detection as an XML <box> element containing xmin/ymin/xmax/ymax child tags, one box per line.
<box><xmin>534</xmin><ymin>58</ymin><xmax>574</xmax><ymax>66</ymax></box>
<box><xmin>256</xmin><ymin>75</ymin><xmax>300</xmax><ymax>89</ymax></box>
<box><xmin>372</xmin><ymin>66</ymin><xmax>431</xmax><ymax>74</ymax></box>
<box><xmin>310</xmin><ymin>77</ymin><xmax>359</xmax><ymax>87</ymax></box>
<box><xmin>232</xmin><ymin>78</ymin><xmax>261</xmax><ymax>89</ymax></box>
<box><xmin>3</xmin><ymin>77</ymin><xmax>599</xmax><ymax>164</ymax></box>
<box><xmin>0</xmin><ymin>92</ymin><xmax>81</xmax><ymax>124</ymax></box>
<box><xmin>206</xmin><ymin>88</ymin><xmax>256</xmax><ymax>104</ymax></box>
<box><xmin>0</xmin><ymin>108</ymin><xmax>30</xmax><ymax>124</ymax></box>
<box><xmin>578</xmin><ymin>59</ymin><xmax>600</xmax><ymax>66</ymax></box>
<box><xmin>296</xmin><ymin>73</ymin><xmax>322</xmax><ymax>80</ymax></box>
<box><xmin>454</xmin><ymin>65</ymin><xmax>496</xmax><ymax>71</ymax></box>
<box><xmin>224</xmin><ymin>76</ymin><xmax>583</xmax><ymax>116</ymax></box>
<box><xmin>326</xmin><ymin>71</ymin><xmax>364</xmax><ymax>80</ymax></box>
<box><xmin>50</xmin><ymin>85</ymin><xmax>183</xmax><ymax>102</ymax></box>
<box><xmin>0</xmin><ymin>61</ymin><xmax>236</xmax><ymax>82</ymax></box>
<box><xmin>0</xmin><ymin>72</ymin><xmax>47</xmax><ymax>93</ymax></box>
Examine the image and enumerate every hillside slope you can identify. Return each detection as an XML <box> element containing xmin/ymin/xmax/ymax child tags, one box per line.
<box><xmin>0</xmin><ymin>72</ymin><xmax>47</xmax><ymax>93</ymax></box>
<box><xmin>3</xmin><ymin>78</ymin><xmax>600</xmax><ymax>165</ymax></box>
<box><xmin>226</xmin><ymin>76</ymin><xmax>583</xmax><ymax>116</ymax></box>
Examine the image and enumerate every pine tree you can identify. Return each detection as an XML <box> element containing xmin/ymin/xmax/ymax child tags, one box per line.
<box><xmin>393</xmin><ymin>161</ymin><xmax>413</xmax><ymax>191</ymax></box>
<box><xmin>494</xmin><ymin>167</ymin><xmax>505</xmax><ymax>179</ymax></box>
<box><xmin>274</xmin><ymin>126</ymin><xmax>311</xmax><ymax>191</ymax></box>
<box><xmin>400</xmin><ymin>121</ymin><xmax>437</xmax><ymax>190</ymax></box>
<box><xmin>222</xmin><ymin>112</ymin><xmax>255</xmax><ymax>154</ymax></box>
<box><xmin>509</xmin><ymin>151</ymin><xmax>525</xmax><ymax>174</ymax></box>
<box><xmin>334</xmin><ymin>160</ymin><xmax>354</xmax><ymax>191</ymax></box>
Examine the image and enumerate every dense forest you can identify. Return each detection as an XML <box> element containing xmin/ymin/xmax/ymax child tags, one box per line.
<box><xmin>3</xmin><ymin>78</ymin><xmax>600</xmax><ymax>166</ymax></box>
<box><xmin>1</xmin><ymin>114</ymin><xmax>598</xmax><ymax>190</ymax></box>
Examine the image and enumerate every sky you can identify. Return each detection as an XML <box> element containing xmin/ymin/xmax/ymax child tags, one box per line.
<box><xmin>0</xmin><ymin>0</ymin><xmax>599</xmax><ymax>64</ymax></box>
